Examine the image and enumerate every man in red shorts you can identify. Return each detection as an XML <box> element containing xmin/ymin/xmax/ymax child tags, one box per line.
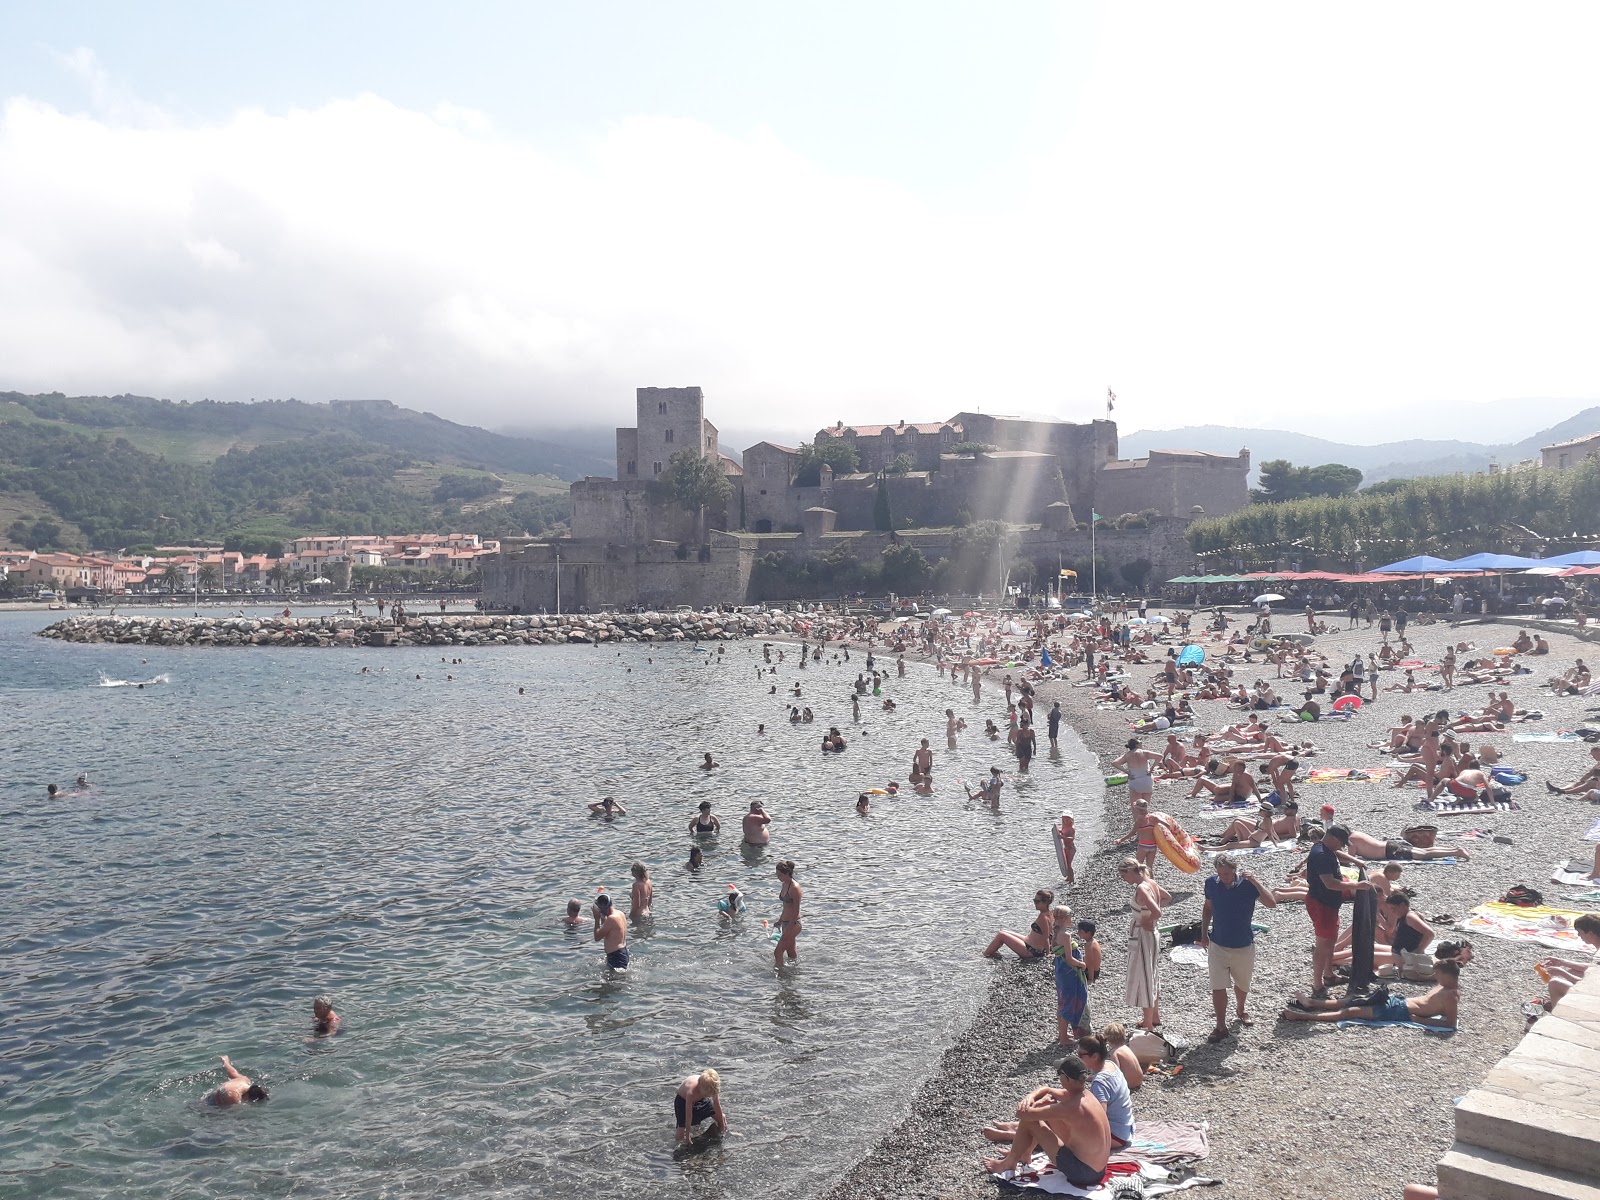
<box><xmin>1304</xmin><ymin>824</ymin><xmax>1372</xmax><ymax>996</ymax></box>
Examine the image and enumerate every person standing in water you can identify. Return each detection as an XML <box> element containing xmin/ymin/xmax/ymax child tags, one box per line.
<box><xmin>689</xmin><ymin>802</ymin><xmax>721</xmax><ymax>836</ymax></box>
<box><xmin>912</xmin><ymin>739</ymin><xmax>934</xmax><ymax>785</ymax></box>
<box><xmin>630</xmin><ymin>862</ymin><xmax>653</xmax><ymax>919</ymax></box>
<box><xmin>742</xmin><ymin>801</ymin><xmax>771</xmax><ymax>846</ymax></box>
<box><xmin>774</xmin><ymin>860</ymin><xmax>802</xmax><ymax>968</ymax></box>
<box><xmin>311</xmin><ymin>995</ymin><xmax>340</xmax><ymax>1036</ymax></box>
<box><xmin>946</xmin><ymin>708</ymin><xmax>960</xmax><ymax>750</ymax></box>
<box><xmin>674</xmin><ymin>1069</ymin><xmax>729</xmax><ymax>1144</ymax></box>
<box><xmin>1048</xmin><ymin>701</ymin><xmax>1062</xmax><ymax>751</ymax></box>
<box><xmin>593</xmin><ymin>893</ymin><xmax>629</xmax><ymax>973</ymax></box>
<box><xmin>1015</xmin><ymin>720</ymin><xmax>1036</xmax><ymax>773</ymax></box>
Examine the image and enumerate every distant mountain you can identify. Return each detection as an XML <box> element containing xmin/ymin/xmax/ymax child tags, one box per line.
<box><xmin>1121</xmin><ymin>407</ymin><xmax>1600</xmax><ymax>486</ymax></box>
<box><xmin>1</xmin><ymin>392</ymin><xmax>613</xmax><ymax>479</ymax></box>
<box><xmin>0</xmin><ymin>391</ymin><xmax>583</xmax><ymax>552</ymax></box>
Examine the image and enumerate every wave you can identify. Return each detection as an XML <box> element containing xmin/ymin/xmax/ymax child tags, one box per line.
<box><xmin>97</xmin><ymin>673</ymin><xmax>171</xmax><ymax>688</ymax></box>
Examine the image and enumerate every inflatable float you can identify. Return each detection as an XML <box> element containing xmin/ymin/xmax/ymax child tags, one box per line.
<box><xmin>1104</xmin><ymin>773</ymin><xmax>1130</xmax><ymax>787</ymax></box>
<box><xmin>1051</xmin><ymin>813</ymin><xmax>1075</xmax><ymax>878</ymax></box>
<box><xmin>1330</xmin><ymin>694</ymin><xmax>1363</xmax><ymax>712</ymax></box>
<box><xmin>1151</xmin><ymin>812</ymin><xmax>1201</xmax><ymax>874</ymax></box>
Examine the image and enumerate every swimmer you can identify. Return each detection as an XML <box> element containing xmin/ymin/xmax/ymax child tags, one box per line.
<box><xmin>311</xmin><ymin>995</ymin><xmax>340</xmax><ymax>1036</ymax></box>
<box><xmin>856</xmin><ymin>793</ymin><xmax>871</xmax><ymax>813</ymax></box>
<box><xmin>46</xmin><ymin>783</ymin><xmax>59</xmax><ymax>798</ymax></box>
<box><xmin>742</xmin><ymin>801</ymin><xmax>772</xmax><ymax>846</ymax></box>
<box><xmin>630</xmin><ymin>862</ymin><xmax>653</xmax><ymax>919</ymax></box>
<box><xmin>689</xmin><ymin>801</ymin><xmax>721</xmax><ymax>836</ymax></box>
<box><xmin>593</xmin><ymin>893</ymin><xmax>629</xmax><ymax>973</ymax></box>
<box><xmin>686</xmin><ymin>846</ymin><xmax>704</xmax><ymax>870</ymax></box>
<box><xmin>911</xmin><ymin>739</ymin><xmax>934</xmax><ymax>784</ymax></box>
<box><xmin>700</xmin><ymin>752</ymin><xmax>719</xmax><ymax>770</ymax></box>
<box><xmin>563</xmin><ymin>899</ymin><xmax>588</xmax><ymax>926</ymax></box>
<box><xmin>208</xmin><ymin>1055</ymin><xmax>269</xmax><ymax>1106</ymax></box>
<box><xmin>74</xmin><ymin>773</ymin><xmax>91</xmax><ymax>790</ymax></box>
<box><xmin>773</xmin><ymin>860</ymin><xmax>802</xmax><ymax>967</ymax></box>
<box><xmin>588</xmin><ymin>796</ymin><xmax>629</xmax><ymax>818</ymax></box>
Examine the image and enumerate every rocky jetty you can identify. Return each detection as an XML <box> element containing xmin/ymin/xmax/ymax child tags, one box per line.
<box><xmin>37</xmin><ymin>610</ymin><xmax>807</xmax><ymax>649</ymax></box>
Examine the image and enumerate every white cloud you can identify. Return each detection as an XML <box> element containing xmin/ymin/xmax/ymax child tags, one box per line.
<box><xmin>5</xmin><ymin>8</ymin><xmax>1600</xmax><ymax>445</ymax></box>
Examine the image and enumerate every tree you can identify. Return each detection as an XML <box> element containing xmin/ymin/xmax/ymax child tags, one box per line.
<box><xmin>266</xmin><ymin>562</ymin><xmax>290</xmax><ymax>591</ymax></box>
<box><xmin>647</xmin><ymin>449</ymin><xmax>733</xmax><ymax>542</ymax></box>
<box><xmin>792</xmin><ymin>439</ymin><xmax>860</xmax><ymax>486</ymax></box>
<box><xmin>195</xmin><ymin>564</ymin><xmax>221</xmax><ymax>593</ymax></box>
<box><xmin>948</xmin><ymin>441</ymin><xmax>998</xmax><ymax>456</ymax></box>
<box><xmin>1251</xmin><ymin>459</ymin><xmax>1363</xmax><ymax>503</ymax></box>
<box><xmin>879</xmin><ymin>542</ymin><xmax>929</xmax><ymax>594</ymax></box>
<box><xmin>873</xmin><ymin>477</ymin><xmax>894</xmax><ymax>531</ymax></box>
<box><xmin>884</xmin><ymin>453</ymin><xmax>915</xmax><ymax>475</ymax></box>
<box><xmin>8</xmin><ymin>517</ymin><xmax>62</xmax><ymax>551</ymax></box>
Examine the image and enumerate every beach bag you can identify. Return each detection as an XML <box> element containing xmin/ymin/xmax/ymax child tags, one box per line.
<box><xmin>1489</xmin><ymin>768</ymin><xmax>1526</xmax><ymax>786</ymax></box>
<box><xmin>1168</xmin><ymin>920</ymin><xmax>1203</xmax><ymax>947</ymax></box>
<box><xmin>1402</xmin><ymin>824</ymin><xmax>1439</xmax><ymax>849</ymax></box>
<box><xmin>1501</xmin><ymin>885</ymin><xmax>1543</xmax><ymax>908</ymax></box>
<box><xmin>1129</xmin><ymin>1029</ymin><xmax>1178</xmax><ymax>1067</ymax></box>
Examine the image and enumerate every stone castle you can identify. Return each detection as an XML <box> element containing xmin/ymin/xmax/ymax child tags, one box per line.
<box><xmin>484</xmin><ymin>386</ymin><xmax>1249</xmax><ymax>611</ymax></box>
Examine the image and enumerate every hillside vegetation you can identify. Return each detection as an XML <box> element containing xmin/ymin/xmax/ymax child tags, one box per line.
<box><xmin>0</xmin><ymin>392</ymin><xmax>577</xmax><ymax>551</ymax></box>
<box><xmin>1188</xmin><ymin>459</ymin><xmax>1600</xmax><ymax>567</ymax></box>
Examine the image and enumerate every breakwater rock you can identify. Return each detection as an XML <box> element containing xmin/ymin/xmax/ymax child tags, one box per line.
<box><xmin>38</xmin><ymin>611</ymin><xmax>809</xmax><ymax>649</ymax></box>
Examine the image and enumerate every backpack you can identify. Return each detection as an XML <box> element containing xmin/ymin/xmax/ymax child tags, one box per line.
<box><xmin>1168</xmin><ymin>920</ymin><xmax>1203</xmax><ymax>946</ymax></box>
<box><xmin>1501</xmin><ymin>884</ymin><xmax>1543</xmax><ymax>907</ymax></box>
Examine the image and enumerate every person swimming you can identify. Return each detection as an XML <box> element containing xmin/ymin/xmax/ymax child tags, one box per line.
<box><xmin>208</xmin><ymin>1055</ymin><xmax>268</xmax><ymax>1105</ymax></box>
<box><xmin>311</xmin><ymin>995</ymin><xmax>340</xmax><ymax>1036</ymax></box>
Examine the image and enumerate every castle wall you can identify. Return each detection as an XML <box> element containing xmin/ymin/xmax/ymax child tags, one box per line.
<box><xmin>615</xmin><ymin>428</ymin><xmax>640</xmax><ymax>480</ymax></box>
<box><xmin>483</xmin><ymin>534</ymin><xmax>756</xmax><ymax>611</ymax></box>
<box><xmin>1096</xmin><ymin>449</ymin><xmax>1250</xmax><ymax>521</ymax></box>
<box><xmin>741</xmin><ymin>443</ymin><xmax>802</xmax><ymax>532</ymax></box>
<box><xmin>950</xmin><ymin>413</ymin><xmax>1116</xmax><ymax>519</ymax></box>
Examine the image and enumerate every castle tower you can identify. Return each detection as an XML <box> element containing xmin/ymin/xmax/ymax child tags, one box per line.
<box><xmin>630</xmin><ymin>386</ymin><xmax>718</xmax><ymax>480</ymax></box>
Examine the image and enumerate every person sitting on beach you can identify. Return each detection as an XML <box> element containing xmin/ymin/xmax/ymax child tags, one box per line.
<box><xmin>1539</xmin><ymin>913</ymin><xmax>1600</xmax><ymax>1004</ymax></box>
<box><xmin>983</xmin><ymin>888</ymin><xmax>1055</xmax><ymax>960</ymax></box>
<box><xmin>311</xmin><ymin>995</ymin><xmax>340</xmax><ymax>1036</ymax></box>
<box><xmin>588</xmin><ymin>796</ymin><xmax>628</xmax><ymax>818</ymax></box>
<box><xmin>1545</xmin><ymin>746</ymin><xmax>1600</xmax><ymax>797</ymax></box>
<box><xmin>1075</xmin><ymin>1034</ymin><xmax>1136</xmax><ymax>1150</ymax></box>
<box><xmin>979</xmin><ymin>1055</ymin><xmax>1112</xmax><ymax>1188</ymax></box>
<box><xmin>1533</xmin><ymin>634</ymin><xmax>1551</xmax><ymax>654</ymax></box>
<box><xmin>1210</xmin><ymin>800</ymin><xmax>1299</xmax><ymax>848</ymax></box>
<box><xmin>1188</xmin><ymin>758</ymin><xmax>1258</xmax><ymax>805</ymax></box>
<box><xmin>1334</xmin><ymin>891</ymin><xmax>1433</xmax><ymax>973</ymax></box>
<box><xmin>1098</xmin><ymin>1022</ymin><xmax>1142</xmax><ymax>1091</ymax></box>
<box><xmin>674</xmin><ymin>1069</ymin><xmax>729</xmax><ymax>1144</ymax></box>
<box><xmin>1282</xmin><ymin>957</ymin><xmax>1461</xmax><ymax>1028</ymax></box>
<box><xmin>208</xmin><ymin>1055</ymin><xmax>268</xmax><ymax>1105</ymax></box>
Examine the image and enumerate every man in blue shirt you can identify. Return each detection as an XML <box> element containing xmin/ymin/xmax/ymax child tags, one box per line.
<box><xmin>1201</xmin><ymin>851</ymin><xmax>1279</xmax><ymax>1042</ymax></box>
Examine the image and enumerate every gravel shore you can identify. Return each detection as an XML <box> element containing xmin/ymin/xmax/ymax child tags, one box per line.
<box><xmin>825</xmin><ymin>611</ymin><xmax>1600</xmax><ymax>1200</ymax></box>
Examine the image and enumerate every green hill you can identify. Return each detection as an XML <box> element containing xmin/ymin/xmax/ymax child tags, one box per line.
<box><xmin>0</xmin><ymin>392</ymin><xmax>585</xmax><ymax>552</ymax></box>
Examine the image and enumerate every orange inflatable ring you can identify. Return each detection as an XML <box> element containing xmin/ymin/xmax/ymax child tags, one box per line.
<box><xmin>1151</xmin><ymin>811</ymin><xmax>1201</xmax><ymax>874</ymax></box>
<box><xmin>1331</xmin><ymin>694</ymin><xmax>1362</xmax><ymax>712</ymax></box>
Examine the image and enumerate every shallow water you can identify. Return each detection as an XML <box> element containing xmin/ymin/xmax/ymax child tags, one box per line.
<box><xmin>0</xmin><ymin>609</ymin><xmax>1098</xmax><ymax>1198</ymax></box>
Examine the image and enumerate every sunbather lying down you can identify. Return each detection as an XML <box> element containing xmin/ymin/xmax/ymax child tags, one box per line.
<box><xmin>1345</xmin><ymin>827</ymin><xmax>1467</xmax><ymax>862</ymax></box>
<box><xmin>1281</xmin><ymin>958</ymin><xmax>1460</xmax><ymax>1028</ymax></box>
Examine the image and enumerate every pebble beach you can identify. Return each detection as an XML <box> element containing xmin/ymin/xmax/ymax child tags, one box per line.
<box><xmin>825</xmin><ymin>609</ymin><xmax>1600</xmax><ymax>1200</ymax></box>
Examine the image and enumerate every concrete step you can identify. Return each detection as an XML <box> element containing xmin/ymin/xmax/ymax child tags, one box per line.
<box><xmin>1454</xmin><ymin>1091</ymin><xmax>1600</xmax><ymax>1180</ymax></box>
<box><xmin>1438</xmin><ymin>1145</ymin><xmax>1600</xmax><ymax>1200</ymax></box>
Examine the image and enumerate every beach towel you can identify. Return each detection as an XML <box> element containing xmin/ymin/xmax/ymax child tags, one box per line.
<box><xmin>1204</xmin><ymin>841</ymin><xmax>1301</xmax><ymax>857</ymax></box>
<box><xmin>1459</xmin><ymin>900</ymin><xmax>1593</xmax><ymax>949</ymax></box>
<box><xmin>1125</xmin><ymin>1121</ymin><xmax>1211</xmax><ymax>1164</ymax></box>
<box><xmin>1305</xmin><ymin>767</ymin><xmax>1393</xmax><ymax>784</ymax></box>
<box><xmin>1551</xmin><ymin>860</ymin><xmax>1599</xmax><ymax>887</ymax></box>
<box><xmin>1513</xmin><ymin>732</ymin><xmax>1581</xmax><ymax>743</ymax></box>
<box><xmin>1334</xmin><ymin>1018</ymin><xmax>1455</xmax><ymax>1034</ymax></box>
<box><xmin>1564</xmin><ymin>890</ymin><xmax>1600</xmax><ymax>904</ymax></box>
<box><xmin>1413</xmin><ymin>797</ymin><xmax>1520</xmax><ymax>815</ymax></box>
<box><xmin>991</xmin><ymin>1156</ymin><xmax>1219</xmax><ymax>1196</ymax></box>
<box><xmin>1196</xmin><ymin>801</ymin><xmax>1254</xmax><ymax>817</ymax></box>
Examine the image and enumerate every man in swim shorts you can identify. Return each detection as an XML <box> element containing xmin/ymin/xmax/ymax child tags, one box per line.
<box><xmin>980</xmin><ymin>1055</ymin><xmax>1111</xmax><ymax>1187</ymax></box>
<box><xmin>742</xmin><ymin>801</ymin><xmax>771</xmax><ymax>846</ymax></box>
<box><xmin>593</xmin><ymin>893</ymin><xmax>629</xmax><ymax>972</ymax></box>
<box><xmin>1282</xmin><ymin>957</ymin><xmax>1461</xmax><ymax>1028</ymax></box>
<box><xmin>1302</xmin><ymin>824</ymin><xmax>1373</xmax><ymax>995</ymax></box>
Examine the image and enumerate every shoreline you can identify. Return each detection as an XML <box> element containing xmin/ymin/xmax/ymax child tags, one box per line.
<box><xmin>825</xmin><ymin>613</ymin><xmax>1600</xmax><ymax>1199</ymax></box>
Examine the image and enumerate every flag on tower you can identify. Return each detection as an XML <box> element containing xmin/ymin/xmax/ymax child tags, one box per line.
<box><xmin>1107</xmin><ymin>388</ymin><xmax>1116</xmax><ymax>415</ymax></box>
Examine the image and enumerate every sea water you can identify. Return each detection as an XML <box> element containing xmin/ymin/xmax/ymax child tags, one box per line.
<box><xmin>0</xmin><ymin>609</ymin><xmax>1098</xmax><ymax>1198</ymax></box>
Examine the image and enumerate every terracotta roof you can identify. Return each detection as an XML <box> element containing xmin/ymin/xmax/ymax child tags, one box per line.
<box><xmin>1543</xmin><ymin>432</ymin><xmax>1600</xmax><ymax>451</ymax></box>
<box><xmin>821</xmin><ymin>421</ymin><xmax>959</xmax><ymax>438</ymax></box>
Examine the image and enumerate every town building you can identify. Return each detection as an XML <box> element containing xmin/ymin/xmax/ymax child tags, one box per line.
<box><xmin>1541</xmin><ymin>432</ymin><xmax>1600</xmax><ymax>471</ymax></box>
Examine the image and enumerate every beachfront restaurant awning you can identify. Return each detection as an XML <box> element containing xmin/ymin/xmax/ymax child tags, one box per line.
<box><xmin>1434</xmin><ymin>552</ymin><xmax>1548</xmax><ymax>571</ymax></box>
<box><xmin>1542</xmin><ymin>550</ymin><xmax>1600</xmax><ymax>567</ymax></box>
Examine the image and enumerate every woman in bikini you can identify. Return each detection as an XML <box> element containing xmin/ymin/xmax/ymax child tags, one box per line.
<box><xmin>688</xmin><ymin>801</ymin><xmax>721</xmax><ymax>837</ymax></box>
<box><xmin>983</xmin><ymin>888</ymin><xmax>1055</xmax><ymax>961</ymax></box>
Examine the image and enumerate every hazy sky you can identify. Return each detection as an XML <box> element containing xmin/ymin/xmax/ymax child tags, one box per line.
<box><xmin>3</xmin><ymin>2</ymin><xmax>1599</xmax><ymax>443</ymax></box>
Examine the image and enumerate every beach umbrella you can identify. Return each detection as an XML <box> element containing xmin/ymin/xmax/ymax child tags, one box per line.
<box><xmin>1252</xmin><ymin>593</ymin><xmax>1285</xmax><ymax>605</ymax></box>
<box><xmin>931</xmin><ymin>608</ymin><xmax>952</xmax><ymax>616</ymax></box>
<box><xmin>1370</xmin><ymin>555</ymin><xmax>1454</xmax><ymax>573</ymax></box>
<box><xmin>1177</xmin><ymin>644</ymin><xmax>1204</xmax><ymax>666</ymax></box>
<box><xmin>1541</xmin><ymin>550</ymin><xmax>1600</xmax><ymax>567</ymax></box>
<box><xmin>1435</xmin><ymin>552</ymin><xmax>1547</xmax><ymax>570</ymax></box>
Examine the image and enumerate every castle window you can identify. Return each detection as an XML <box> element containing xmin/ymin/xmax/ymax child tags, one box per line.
<box><xmin>626</xmin><ymin>460</ymin><xmax>636</xmax><ymax>476</ymax></box>
<box><xmin>658</xmin><ymin>401</ymin><xmax>667</xmax><ymax>415</ymax></box>
<box><xmin>706</xmin><ymin>435</ymin><xmax>713</xmax><ymax>449</ymax></box>
<box><xmin>653</xmin><ymin>461</ymin><xmax>663</xmax><ymax>475</ymax></box>
<box><xmin>664</xmin><ymin>429</ymin><xmax>674</xmax><ymax>444</ymax></box>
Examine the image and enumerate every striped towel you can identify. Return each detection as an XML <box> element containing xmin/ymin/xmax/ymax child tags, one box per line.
<box><xmin>1414</xmin><ymin>797</ymin><xmax>1520</xmax><ymax>814</ymax></box>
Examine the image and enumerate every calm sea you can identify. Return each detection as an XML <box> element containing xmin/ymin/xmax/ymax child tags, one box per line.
<box><xmin>0</xmin><ymin>607</ymin><xmax>1098</xmax><ymax>1199</ymax></box>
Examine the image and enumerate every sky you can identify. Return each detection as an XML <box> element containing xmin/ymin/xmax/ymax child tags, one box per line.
<box><xmin>3</xmin><ymin>1</ymin><xmax>1600</xmax><ymax>445</ymax></box>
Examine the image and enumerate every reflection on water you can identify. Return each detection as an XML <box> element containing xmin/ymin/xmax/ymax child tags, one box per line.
<box><xmin>0</xmin><ymin>609</ymin><xmax>1097</xmax><ymax>1198</ymax></box>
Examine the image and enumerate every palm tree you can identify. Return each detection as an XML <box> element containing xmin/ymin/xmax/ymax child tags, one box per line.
<box><xmin>195</xmin><ymin>564</ymin><xmax>220</xmax><ymax>595</ymax></box>
<box><xmin>266</xmin><ymin>562</ymin><xmax>290</xmax><ymax>593</ymax></box>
